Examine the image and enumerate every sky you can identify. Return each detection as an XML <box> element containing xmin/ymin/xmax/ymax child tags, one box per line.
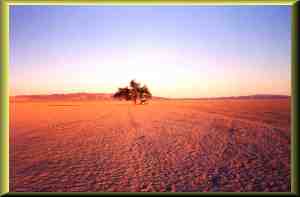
<box><xmin>10</xmin><ymin>5</ymin><xmax>291</xmax><ymax>98</ymax></box>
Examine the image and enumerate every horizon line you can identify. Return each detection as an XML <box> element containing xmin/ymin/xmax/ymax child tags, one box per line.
<box><xmin>10</xmin><ymin>92</ymin><xmax>291</xmax><ymax>100</ymax></box>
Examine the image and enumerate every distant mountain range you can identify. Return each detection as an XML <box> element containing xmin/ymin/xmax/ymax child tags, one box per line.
<box><xmin>175</xmin><ymin>94</ymin><xmax>291</xmax><ymax>100</ymax></box>
<box><xmin>11</xmin><ymin>93</ymin><xmax>113</xmax><ymax>102</ymax></box>
<box><xmin>10</xmin><ymin>93</ymin><xmax>290</xmax><ymax>102</ymax></box>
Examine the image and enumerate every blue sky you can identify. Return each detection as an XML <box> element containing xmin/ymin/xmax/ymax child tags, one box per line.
<box><xmin>10</xmin><ymin>6</ymin><xmax>291</xmax><ymax>97</ymax></box>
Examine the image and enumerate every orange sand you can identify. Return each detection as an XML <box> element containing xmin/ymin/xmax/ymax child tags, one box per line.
<box><xmin>9</xmin><ymin>99</ymin><xmax>291</xmax><ymax>192</ymax></box>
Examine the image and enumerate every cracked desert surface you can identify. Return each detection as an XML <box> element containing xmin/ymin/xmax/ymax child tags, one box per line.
<box><xmin>10</xmin><ymin>99</ymin><xmax>291</xmax><ymax>192</ymax></box>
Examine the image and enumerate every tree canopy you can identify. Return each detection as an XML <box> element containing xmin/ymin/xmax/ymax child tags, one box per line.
<box><xmin>113</xmin><ymin>80</ymin><xmax>152</xmax><ymax>104</ymax></box>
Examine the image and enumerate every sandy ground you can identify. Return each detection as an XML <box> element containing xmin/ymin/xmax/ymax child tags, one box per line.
<box><xmin>9</xmin><ymin>99</ymin><xmax>291</xmax><ymax>192</ymax></box>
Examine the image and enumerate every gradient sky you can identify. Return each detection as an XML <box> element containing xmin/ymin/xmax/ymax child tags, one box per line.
<box><xmin>10</xmin><ymin>6</ymin><xmax>291</xmax><ymax>98</ymax></box>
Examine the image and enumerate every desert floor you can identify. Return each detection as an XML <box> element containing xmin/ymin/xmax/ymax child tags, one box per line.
<box><xmin>9</xmin><ymin>99</ymin><xmax>291</xmax><ymax>192</ymax></box>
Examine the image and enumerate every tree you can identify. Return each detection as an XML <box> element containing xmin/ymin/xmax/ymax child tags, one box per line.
<box><xmin>113</xmin><ymin>80</ymin><xmax>152</xmax><ymax>104</ymax></box>
<box><xmin>139</xmin><ymin>85</ymin><xmax>152</xmax><ymax>104</ymax></box>
<box><xmin>129</xmin><ymin>80</ymin><xmax>141</xmax><ymax>104</ymax></box>
<box><xmin>113</xmin><ymin>87</ymin><xmax>131</xmax><ymax>100</ymax></box>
